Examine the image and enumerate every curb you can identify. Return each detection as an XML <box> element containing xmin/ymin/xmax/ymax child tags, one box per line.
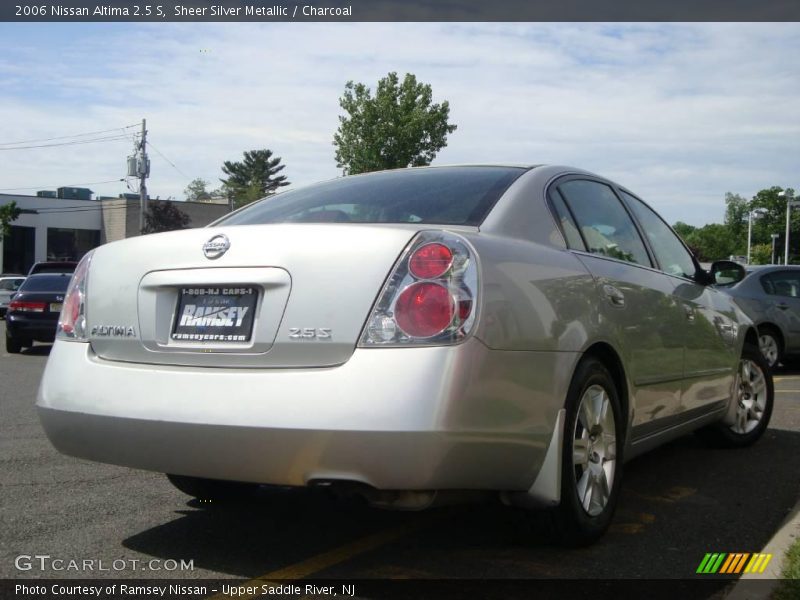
<box><xmin>725</xmin><ymin>495</ymin><xmax>800</xmax><ymax>599</ymax></box>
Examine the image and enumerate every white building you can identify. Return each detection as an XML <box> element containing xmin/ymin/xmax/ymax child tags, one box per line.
<box><xmin>0</xmin><ymin>192</ymin><xmax>229</xmax><ymax>274</ymax></box>
<box><xmin>0</xmin><ymin>193</ymin><xmax>103</xmax><ymax>274</ymax></box>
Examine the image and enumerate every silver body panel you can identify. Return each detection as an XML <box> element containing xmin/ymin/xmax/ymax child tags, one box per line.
<box><xmin>37</xmin><ymin>165</ymin><xmax>754</xmax><ymax>503</ymax></box>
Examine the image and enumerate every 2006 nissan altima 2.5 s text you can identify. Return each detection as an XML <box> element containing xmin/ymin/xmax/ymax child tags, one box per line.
<box><xmin>37</xmin><ymin>165</ymin><xmax>773</xmax><ymax>545</ymax></box>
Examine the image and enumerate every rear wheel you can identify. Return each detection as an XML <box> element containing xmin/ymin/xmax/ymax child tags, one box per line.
<box><xmin>550</xmin><ymin>357</ymin><xmax>624</xmax><ymax>546</ymax></box>
<box><xmin>758</xmin><ymin>327</ymin><xmax>781</xmax><ymax>369</ymax></box>
<box><xmin>5</xmin><ymin>332</ymin><xmax>22</xmax><ymax>354</ymax></box>
<box><xmin>697</xmin><ymin>344</ymin><xmax>774</xmax><ymax>448</ymax></box>
<box><xmin>166</xmin><ymin>474</ymin><xmax>259</xmax><ymax>501</ymax></box>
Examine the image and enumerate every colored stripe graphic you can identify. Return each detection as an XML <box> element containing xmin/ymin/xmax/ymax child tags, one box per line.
<box><xmin>699</xmin><ymin>553</ymin><xmax>772</xmax><ymax>575</ymax></box>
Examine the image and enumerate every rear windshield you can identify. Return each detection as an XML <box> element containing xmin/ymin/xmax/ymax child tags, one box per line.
<box><xmin>0</xmin><ymin>278</ymin><xmax>24</xmax><ymax>291</ymax></box>
<box><xmin>19</xmin><ymin>275</ymin><xmax>71</xmax><ymax>292</ymax></box>
<box><xmin>216</xmin><ymin>166</ymin><xmax>526</xmax><ymax>227</ymax></box>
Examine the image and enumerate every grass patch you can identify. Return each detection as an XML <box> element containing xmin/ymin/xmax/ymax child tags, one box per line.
<box><xmin>772</xmin><ymin>537</ymin><xmax>800</xmax><ymax>600</ymax></box>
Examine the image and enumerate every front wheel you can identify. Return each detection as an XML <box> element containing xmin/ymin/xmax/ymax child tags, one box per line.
<box><xmin>697</xmin><ymin>344</ymin><xmax>774</xmax><ymax>448</ymax></box>
<box><xmin>550</xmin><ymin>357</ymin><xmax>624</xmax><ymax>546</ymax></box>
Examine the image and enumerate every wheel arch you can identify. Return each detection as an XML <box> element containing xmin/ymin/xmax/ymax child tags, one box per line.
<box><xmin>580</xmin><ymin>342</ymin><xmax>630</xmax><ymax>437</ymax></box>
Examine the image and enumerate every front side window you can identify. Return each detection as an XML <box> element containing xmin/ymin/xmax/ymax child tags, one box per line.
<box><xmin>761</xmin><ymin>271</ymin><xmax>800</xmax><ymax>297</ymax></box>
<box><xmin>557</xmin><ymin>180</ymin><xmax>650</xmax><ymax>267</ymax></box>
<box><xmin>622</xmin><ymin>192</ymin><xmax>697</xmax><ymax>279</ymax></box>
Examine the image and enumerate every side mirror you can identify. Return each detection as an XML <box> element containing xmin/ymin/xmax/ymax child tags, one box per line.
<box><xmin>708</xmin><ymin>260</ymin><xmax>746</xmax><ymax>286</ymax></box>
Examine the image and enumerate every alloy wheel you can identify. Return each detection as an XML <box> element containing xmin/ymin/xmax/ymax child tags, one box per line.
<box><xmin>731</xmin><ymin>358</ymin><xmax>768</xmax><ymax>435</ymax></box>
<box><xmin>758</xmin><ymin>334</ymin><xmax>779</xmax><ymax>368</ymax></box>
<box><xmin>572</xmin><ymin>384</ymin><xmax>617</xmax><ymax>517</ymax></box>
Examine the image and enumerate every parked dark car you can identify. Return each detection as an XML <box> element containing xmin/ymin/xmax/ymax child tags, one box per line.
<box><xmin>27</xmin><ymin>261</ymin><xmax>78</xmax><ymax>277</ymax></box>
<box><xmin>720</xmin><ymin>265</ymin><xmax>800</xmax><ymax>368</ymax></box>
<box><xmin>5</xmin><ymin>273</ymin><xmax>71</xmax><ymax>353</ymax></box>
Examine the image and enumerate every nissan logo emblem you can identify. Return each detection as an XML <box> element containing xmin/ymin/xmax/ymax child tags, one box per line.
<box><xmin>203</xmin><ymin>234</ymin><xmax>230</xmax><ymax>259</ymax></box>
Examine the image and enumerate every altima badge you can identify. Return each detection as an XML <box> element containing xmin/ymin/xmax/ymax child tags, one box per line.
<box><xmin>203</xmin><ymin>234</ymin><xmax>230</xmax><ymax>259</ymax></box>
<box><xmin>91</xmin><ymin>325</ymin><xmax>136</xmax><ymax>337</ymax></box>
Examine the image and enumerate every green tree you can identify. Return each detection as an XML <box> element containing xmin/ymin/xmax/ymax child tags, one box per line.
<box><xmin>143</xmin><ymin>201</ymin><xmax>191</xmax><ymax>234</ymax></box>
<box><xmin>724</xmin><ymin>192</ymin><xmax>749</xmax><ymax>254</ymax></box>
<box><xmin>0</xmin><ymin>202</ymin><xmax>21</xmax><ymax>241</ymax></box>
<box><xmin>684</xmin><ymin>223</ymin><xmax>738</xmax><ymax>262</ymax></box>
<box><xmin>749</xmin><ymin>243</ymin><xmax>772</xmax><ymax>265</ymax></box>
<box><xmin>672</xmin><ymin>221</ymin><xmax>696</xmax><ymax>239</ymax></box>
<box><xmin>184</xmin><ymin>178</ymin><xmax>212</xmax><ymax>202</ymax></box>
<box><xmin>333</xmin><ymin>72</ymin><xmax>457</xmax><ymax>175</ymax></box>
<box><xmin>221</xmin><ymin>149</ymin><xmax>289</xmax><ymax>209</ymax></box>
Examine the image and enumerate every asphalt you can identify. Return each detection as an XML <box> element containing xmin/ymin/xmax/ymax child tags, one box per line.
<box><xmin>1</xmin><ymin>323</ymin><xmax>799</xmax><ymax>597</ymax></box>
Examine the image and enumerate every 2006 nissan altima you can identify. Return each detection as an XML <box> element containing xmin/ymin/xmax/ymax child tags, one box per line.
<box><xmin>37</xmin><ymin>165</ymin><xmax>773</xmax><ymax>545</ymax></box>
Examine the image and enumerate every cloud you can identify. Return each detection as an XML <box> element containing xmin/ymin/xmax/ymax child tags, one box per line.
<box><xmin>0</xmin><ymin>22</ymin><xmax>798</xmax><ymax>226</ymax></box>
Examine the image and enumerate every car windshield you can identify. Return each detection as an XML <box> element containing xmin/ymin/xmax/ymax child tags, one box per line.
<box><xmin>19</xmin><ymin>275</ymin><xmax>71</xmax><ymax>292</ymax></box>
<box><xmin>216</xmin><ymin>166</ymin><xmax>526</xmax><ymax>227</ymax></box>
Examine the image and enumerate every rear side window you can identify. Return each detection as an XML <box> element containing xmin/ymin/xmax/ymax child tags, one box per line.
<box><xmin>550</xmin><ymin>189</ymin><xmax>586</xmax><ymax>251</ymax></box>
<box><xmin>557</xmin><ymin>180</ymin><xmax>651</xmax><ymax>267</ymax></box>
<box><xmin>761</xmin><ymin>271</ymin><xmax>800</xmax><ymax>297</ymax></box>
<box><xmin>0</xmin><ymin>279</ymin><xmax>23</xmax><ymax>291</ymax></box>
<box><xmin>217</xmin><ymin>167</ymin><xmax>526</xmax><ymax>227</ymax></box>
<box><xmin>622</xmin><ymin>192</ymin><xmax>697</xmax><ymax>279</ymax></box>
<box><xmin>19</xmin><ymin>276</ymin><xmax>70</xmax><ymax>292</ymax></box>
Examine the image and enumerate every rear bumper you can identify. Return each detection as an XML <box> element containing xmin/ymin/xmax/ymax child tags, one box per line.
<box><xmin>6</xmin><ymin>315</ymin><xmax>57</xmax><ymax>341</ymax></box>
<box><xmin>37</xmin><ymin>339</ymin><xmax>577</xmax><ymax>491</ymax></box>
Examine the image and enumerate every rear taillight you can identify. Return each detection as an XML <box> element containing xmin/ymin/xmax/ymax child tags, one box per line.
<box><xmin>9</xmin><ymin>300</ymin><xmax>46</xmax><ymax>313</ymax></box>
<box><xmin>359</xmin><ymin>231</ymin><xmax>479</xmax><ymax>346</ymax></box>
<box><xmin>57</xmin><ymin>251</ymin><xmax>94</xmax><ymax>341</ymax></box>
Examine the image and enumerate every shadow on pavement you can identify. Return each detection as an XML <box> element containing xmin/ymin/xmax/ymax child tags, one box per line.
<box><xmin>122</xmin><ymin>427</ymin><xmax>800</xmax><ymax>582</ymax></box>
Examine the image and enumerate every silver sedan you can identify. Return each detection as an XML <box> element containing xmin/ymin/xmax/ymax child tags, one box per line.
<box><xmin>720</xmin><ymin>265</ymin><xmax>800</xmax><ymax>369</ymax></box>
<box><xmin>37</xmin><ymin>165</ymin><xmax>773</xmax><ymax>546</ymax></box>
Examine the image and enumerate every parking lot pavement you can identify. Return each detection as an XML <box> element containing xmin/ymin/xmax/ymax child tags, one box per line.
<box><xmin>2</xmin><ymin>323</ymin><xmax>799</xmax><ymax>591</ymax></box>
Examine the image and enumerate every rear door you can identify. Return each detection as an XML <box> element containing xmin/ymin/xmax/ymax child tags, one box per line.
<box><xmin>551</xmin><ymin>178</ymin><xmax>687</xmax><ymax>431</ymax></box>
<box><xmin>759</xmin><ymin>269</ymin><xmax>800</xmax><ymax>354</ymax></box>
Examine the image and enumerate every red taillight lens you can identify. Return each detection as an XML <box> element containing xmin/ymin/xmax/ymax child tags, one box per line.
<box><xmin>409</xmin><ymin>243</ymin><xmax>453</xmax><ymax>279</ymax></box>
<box><xmin>395</xmin><ymin>282</ymin><xmax>455</xmax><ymax>338</ymax></box>
<box><xmin>57</xmin><ymin>250</ymin><xmax>93</xmax><ymax>341</ymax></box>
<box><xmin>9</xmin><ymin>300</ymin><xmax>46</xmax><ymax>313</ymax></box>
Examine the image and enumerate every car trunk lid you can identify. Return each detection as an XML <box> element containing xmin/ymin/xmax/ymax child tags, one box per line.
<box><xmin>87</xmin><ymin>224</ymin><xmax>431</xmax><ymax>368</ymax></box>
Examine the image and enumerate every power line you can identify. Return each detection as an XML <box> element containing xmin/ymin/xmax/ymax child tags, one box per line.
<box><xmin>0</xmin><ymin>134</ymin><xmax>134</xmax><ymax>151</ymax></box>
<box><xmin>147</xmin><ymin>140</ymin><xmax>191</xmax><ymax>180</ymax></box>
<box><xmin>0</xmin><ymin>179</ymin><xmax>125</xmax><ymax>192</ymax></box>
<box><xmin>0</xmin><ymin>124</ymin><xmax>139</xmax><ymax>146</ymax></box>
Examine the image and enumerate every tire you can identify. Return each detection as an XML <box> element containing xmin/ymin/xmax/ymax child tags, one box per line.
<box><xmin>5</xmin><ymin>332</ymin><xmax>22</xmax><ymax>354</ymax></box>
<box><xmin>757</xmin><ymin>327</ymin><xmax>781</xmax><ymax>370</ymax></box>
<box><xmin>549</xmin><ymin>357</ymin><xmax>624</xmax><ymax>546</ymax></box>
<box><xmin>166</xmin><ymin>474</ymin><xmax>259</xmax><ymax>501</ymax></box>
<box><xmin>696</xmin><ymin>343</ymin><xmax>774</xmax><ymax>448</ymax></box>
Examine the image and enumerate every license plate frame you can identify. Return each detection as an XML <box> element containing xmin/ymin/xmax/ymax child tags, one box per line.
<box><xmin>171</xmin><ymin>286</ymin><xmax>257</xmax><ymax>343</ymax></box>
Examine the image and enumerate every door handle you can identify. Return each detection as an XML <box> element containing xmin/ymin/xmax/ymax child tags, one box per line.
<box><xmin>602</xmin><ymin>284</ymin><xmax>625</xmax><ymax>307</ymax></box>
<box><xmin>776</xmin><ymin>302</ymin><xmax>789</xmax><ymax>310</ymax></box>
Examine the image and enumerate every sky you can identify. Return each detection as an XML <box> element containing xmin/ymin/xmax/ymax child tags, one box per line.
<box><xmin>0</xmin><ymin>22</ymin><xmax>798</xmax><ymax>226</ymax></box>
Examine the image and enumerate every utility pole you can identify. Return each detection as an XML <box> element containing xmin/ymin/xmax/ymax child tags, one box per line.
<box><xmin>138</xmin><ymin>118</ymin><xmax>149</xmax><ymax>234</ymax></box>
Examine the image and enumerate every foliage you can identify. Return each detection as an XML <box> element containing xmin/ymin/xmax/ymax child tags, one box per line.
<box><xmin>724</xmin><ymin>192</ymin><xmax>749</xmax><ymax>252</ymax></box>
<box><xmin>333</xmin><ymin>72</ymin><xmax>457</xmax><ymax>175</ymax></box>
<box><xmin>221</xmin><ymin>149</ymin><xmax>289</xmax><ymax>209</ymax></box>
<box><xmin>772</xmin><ymin>537</ymin><xmax>800</xmax><ymax>600</ymax></box>
<box><xmin>184</xmin><ymin>178</ymin><xmax>212</xmax><ymax>202</ymax></box>
<box><xmin>749</xmin><ymin>243</ymin><xmax>772</xmax><ymax>265</ymax></box>
<box><xmin>683</xmin><ymin>223</ymin><xmax>739</xmax><ymax>262</ymax></box>
<box><xmin>0</xmin><ymin>201</ymin><xmax>21</xmax><ymax>241</ymax></box>
<box><xmin>143</xmin><ymin>201</ymin><xmax>191</xmax><ymax>234</ymax></box>
<box><xmin>674</xmin><ymin>187</ymin><xmax>797</xmax><ymax>263</ymax></box>
<box><xmin>672</xmin><ymin>221</ymin><xmax>696</xmax><ymax>239</ymax></box>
